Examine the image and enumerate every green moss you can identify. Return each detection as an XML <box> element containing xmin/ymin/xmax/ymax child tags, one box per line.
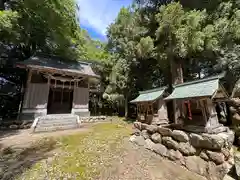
<box><xmin>17</xmin><ymin>120</ymin><xmax>132</xmax><ymax>180</ymax></box>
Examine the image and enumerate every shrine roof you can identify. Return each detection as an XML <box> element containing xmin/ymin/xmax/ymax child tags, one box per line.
<box><xmin>16</xmin><ymin>53</ymin><xmax>99</xmax><ymax>78</ymax></box>
<box><xmin>165</xmin><ymin>73</ymin><xmax>227</xmax><ymax>100</ymax></box>
<box><xmin>130</xmin><ymin>87</ymin><xmax>166</xmax><ymax>103</ymax></box>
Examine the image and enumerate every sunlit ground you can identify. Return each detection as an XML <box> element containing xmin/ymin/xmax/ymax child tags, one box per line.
<box><xmin>16</xmin><ymin>119</ymin><xmax>132</xmax><ymax>180</ymax></box>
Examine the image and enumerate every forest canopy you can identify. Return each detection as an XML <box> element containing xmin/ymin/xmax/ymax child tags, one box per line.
<box><xmin>1</xmin><ymin>0</ymin><xmax>240</xmax><ymax>118</ymax></box>
<box><xmin>104</xmin><ymin>0</ymin><xmax>240</xmax><ymax>116</ymax></box>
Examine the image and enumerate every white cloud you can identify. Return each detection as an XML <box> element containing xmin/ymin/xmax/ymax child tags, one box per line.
<box><xmin>77</xmin><ymin>0</ymin><xmax>131</xmax><ymax>35</ymax></box>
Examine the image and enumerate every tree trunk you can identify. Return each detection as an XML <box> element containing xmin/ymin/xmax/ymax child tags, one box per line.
<box><xmin>0</xmin><ymin>0</ymin><xmax>6</xmax><ymax>10</ymax></box>
<box><xmin>167</xmin><ymin>34</ymin><xmax>184</xmax><ymax>123</ymax></box>
<box><xmin>171</xmin><ymin>58</ymin><xmax>184</xmax><ymax>84</ymax></box>
<box><xmin>125</xmin><ymin>96</ymin><xmax>128</xmax><ymax>118</ymax></box>
<box><xmin>170</xmin><ymin>58</ymin><xmax>184</xmax><ymax>123</ymax></box>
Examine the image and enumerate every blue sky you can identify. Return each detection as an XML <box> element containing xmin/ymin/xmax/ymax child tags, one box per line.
<box><xmin>77</xmin><ymin>0</ymin><xmax>132</xmax><ymax>41</ymax></box>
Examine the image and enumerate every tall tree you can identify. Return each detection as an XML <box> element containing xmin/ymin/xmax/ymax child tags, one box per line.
<box><xmin>106</xmin><ymin>7</ymin><xmax>156</xmax><ymax>117</ymax></box>
<box><xmin>106</xmin><ymin>0</ymin><xmax>240</xmax><ymax>119</ymax></box>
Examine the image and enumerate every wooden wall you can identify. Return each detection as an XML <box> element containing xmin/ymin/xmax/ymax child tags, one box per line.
<box><xmin>206</xmin><ymin>98</ymin><xmax>219</xmax><ymax>128</ymax></box>
<box><xmin>158</xmin><ymin>99</ymin><xmax>168</xmax><ymax>120</ymax></box>
<box><xmin>23</xmin><ymin>83</ymin><xmax>49</xmax><ymax>109</ymax></box>
<box><xmin>72</xmin><ymin>87</ymin><xmax>89</xmax><ymax>110</ymax></box>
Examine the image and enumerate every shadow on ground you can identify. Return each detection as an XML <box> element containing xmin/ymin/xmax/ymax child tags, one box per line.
<box><xmin>226</xmin><ymin>166</ymin><xmax>238</xmax><ymax>179</ymax></box>
<box><xmin>0</xmin><ymin>137</ymin><xmax>57</xmax><ymax>180</ymax></box>
<box><xmin>123</xmin><ymin>118</ymin><xmax>135</xmax><ymax>124</ymax></box>
<box><xmin>0</xmin><ymin>129</ymin><xmax>21</xmax><ymax>139</ymax></box>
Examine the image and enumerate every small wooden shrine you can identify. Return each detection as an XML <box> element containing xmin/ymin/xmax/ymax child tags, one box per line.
<box><xmin>130</xmin><ymin>74</ymin><xmax>230</xmax><ymax>133</ymax></box>
<box><xmin>16</xmin><ymin>53</ymin><xmax>99</xmax><ymax>120</ymax></box>
<box><xmin>164</xmin><ymin>74</ymin><xmax>229</xmax><ymax>133</ymax></box>
<box><xmin>130</xmin><ymin>87</ymin><xmax>169</xmax><ymax>125</ymax></box>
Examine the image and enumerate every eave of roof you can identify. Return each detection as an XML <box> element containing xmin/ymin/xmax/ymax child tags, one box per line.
<box><xmin>165</xmin><ymin>74</ymin><xmax>226</xmax><ymax>100</ymax></box>
<box><xmin>130</xmin><ymin>86</ymin><xmax>166</xmax><ymax>103</ymax></box>
<box><xmin>16</xmin><ymin>53</ymin><xmax>100</xmax><ymax>78</ymax></box>
<box><xmin>173</xmin><ymin>72</ymin><xmax>225</xmax><ymax>88</ymax></box>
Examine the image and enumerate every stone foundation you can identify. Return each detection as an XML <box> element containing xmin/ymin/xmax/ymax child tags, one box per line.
<box><xmin>80</xmin><ymin>116</ymin><xmax>107</xmax><ymax>123</ymax></box>
<box><xmin>19</xmin><ymin>109</ymin><xmax>47</xmax><ymax>121</ymax></box>
<box><xmin>130</xmin><ymin>122</ymin><xmax>235</xmax><ymax>180</ymax></box>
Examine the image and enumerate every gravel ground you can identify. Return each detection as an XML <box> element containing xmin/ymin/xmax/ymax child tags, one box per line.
<box><xmin>0</xmin><ymin>122</ymin><xmax>103</xmax><ymax>149</ymax></box>
<box><xmin>99</xmin><ymin>139</ymin><xmax>207</xmax><ymax>180</ymax></box>
<box><xmin>0</xmin><ymin>121</ymin><xmax>209</xmax><ymax>180</ymax></box>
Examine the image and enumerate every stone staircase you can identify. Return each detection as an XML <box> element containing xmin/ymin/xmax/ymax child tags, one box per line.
<box><xmin>31</xmin><ymin>114</ymin><xmax>80</xmax><ymax>133</ymax></box>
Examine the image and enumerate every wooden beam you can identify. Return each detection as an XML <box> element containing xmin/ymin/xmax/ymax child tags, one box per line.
<box><xmin>27</xmin><ymin>69</ymin><xmax>32</xmax><ymax>84</ymax></box>
<box><xmin>47</xmin><ymin>76</ymin><xmax>50</xmax><ymax>86</ymax></box>
<box><xmin>200</xmin><ymin>99</ymin><xmax>208</xmax><ymax>123</ymax></box>
<box><xmin>50</xmin><ymin>84</ymin><xmax>75</xmax><ymax>89</ymax></box>
<box><xmin>26</xmin><ymin>69</ymin><xmax>32</xmax><ymax>107</ymax></box>
<box><xmin>61</xmin><ymin>88</ymin><xmax>63</xmax><ymax>104</ymax></box>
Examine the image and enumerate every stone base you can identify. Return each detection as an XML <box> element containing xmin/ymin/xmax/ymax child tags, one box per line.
<box><xmin>19</xmin><ymin>109</ymin><xmax>47</xmax><ymax>121</ymax></box>
<box><xmin>71</xmin><ymin>108</ymin><xmax>90</xmax><ymax>117</ymax></box>
<box><xmin>131</xmin><ymin>122</ymin><xmax>235</xmax><ymax>180</ymax></box>
<box><xmin>182</xmin><ymin>124</ymin><xmax>228</xmax><ymax>134</ymax></box>
<box><xmin>80</xmin><ymin>116</ymin><xmax>107</xmax><ymax>123</ymax></box>
<box><xmin>152</xmin><ymin>119</ymin><xmax>169</xmax><ymax>126</ymax></box>
<box><xmin>73</xmin><ymin>111</ymin><xmax>90</xmax><ymax>117</ymax></box>
<box><xmin>32</xmin><ymin>114</ymin><xmax>80</xmax><ymax>133</ymax></box>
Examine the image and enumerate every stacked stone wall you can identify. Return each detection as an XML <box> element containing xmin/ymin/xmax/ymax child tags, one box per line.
<box><xmin>229</xmin><ymin>98</ymin><xmax>240</xmax><ymax>145</ymax></box>
<box><xmin>130</xmin><ymin>122</ymin><xmax>235</xmax><ymax>180</ymax></box>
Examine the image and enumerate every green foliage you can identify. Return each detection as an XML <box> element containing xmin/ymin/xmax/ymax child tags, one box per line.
<box><xmin>0</xmin><ymin>10</ymin><xmax>19</xmax><ymax>42</ymax></box>
<box><xmin>0</xmin><ymin>0</ymin><xmax>108</xmax><ymax>62</ymax></box>
<box><xmin>136</xmin><ymin>36</ymin><xmax>155</xmax><ymax>58</ymax></box>
<box><xmin>218</xmin><ymin>45</ymin><xmax>240</xmax><ymax>78</ymax></box>
<box><xmin>17</xmin><ymin>0</ymin><xmax>81</xmax><ymax>58</ymax></box>
<box><xmin>106</xmin><ymin>0</ymin><xmax>240</xmax><ymax>109</ymax></box>
<box><xmin>156</xmin><ymin>2</ymin><xmax>208</xmax><ymax>58</ymax></box>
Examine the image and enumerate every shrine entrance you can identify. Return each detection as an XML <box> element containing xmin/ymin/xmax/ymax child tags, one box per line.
<box><xmin>47</xmin><ymin>87</ymin><xmax>73</xmax><ymax>114</ymax></box>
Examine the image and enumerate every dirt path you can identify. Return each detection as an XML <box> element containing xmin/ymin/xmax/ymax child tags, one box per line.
<box><xmin>0</xmin><ymin>122</ymin><xmax>101</xmax><ymax>149</ymax></box>
<box><xmin>0</xmin><ymin>121</ymin><xmax>209</xmax><ymax>180</ymax></box>
<box><xmin>100</xmin><ymin>139</ymin><xmax>207</xmax><ymax>180</ymax></box>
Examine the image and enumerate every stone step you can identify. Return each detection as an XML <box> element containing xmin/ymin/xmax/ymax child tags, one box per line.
<box><xmin>37</xmin><ymin>121</ymin><xmax>78</xmax><ymax>128</ymax></box>
<box><xmin>37</xmin><ymin>118</ymin><xmax>77</xmax><ymax>125</ymax></box>
<box><xmin>34</xmin><ymin>124</ymin><xmax>79</xmax><ymax>133</ymax></box>
<box><xmin>38</xmin><ymin>114</ymin><xmax>77</xmax><ymax>120</ymax></box>
<box><xmin>32</xmin><ymin>114</ymin><xmax>80</xmax><ymax>133</ymax></box>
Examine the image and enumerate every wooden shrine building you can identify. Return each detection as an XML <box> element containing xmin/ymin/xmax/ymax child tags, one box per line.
<box><xmin>130</xmin><ymin>87</ymin><xmax>169</xmax><ymax>125</ymax></box>
<box><xmin>16</xmin><ymin>54</ymin><xmax>99</xmax><ymax>120</ymax></box>
<box><xmin>130</xmin><ymin>73</ymin><xmax>230</xmax><ymax>133</ymax></box>
<box><xmin>164</xmin><ymin>74</ymin><xmax>229</xmax><ymax>133</ymax></box>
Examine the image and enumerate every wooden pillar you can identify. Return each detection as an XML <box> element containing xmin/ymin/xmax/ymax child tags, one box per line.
<box><xmin>27</xmin><ymin>69</ymin><xmax>32</xmax><ymax>84</ymax></box>
<box><xmin>200</xmin><ymin>99</ymin><xmax>207</xmax><ymax>124</ymax></box>
<box><xmin>17</xmin><ymin>75</ymin><xmax>27</xmax><ymax>120</ymax></box>
<box><xmin>136</xmin><ymin>104</ymin><xmax>139</xmax><ymax>116</ymax></box>
<box><xmin>25</xmin><ymin>69</ymin><xmax>32</xmax><ymax>107</ymax></box>
<box><xmin>206</xmin><ymin>98</ymin><xmax>219</xmax><ymax>128</ymax></box>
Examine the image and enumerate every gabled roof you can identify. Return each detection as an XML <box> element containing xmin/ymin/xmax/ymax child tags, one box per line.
<box><xmin>165</xmin><ymin>73</ymin><xmax>228</xmax><ymax>100</ymax></box>
<box><xmin>130</xmin><ymin>87</ymin><xmax>166</xmax><ymax>103</ymax></box>
<box><xmin>16</xmin><ymin>53</ymin><xmax>99</xmax><ymax>78</ymax></box>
